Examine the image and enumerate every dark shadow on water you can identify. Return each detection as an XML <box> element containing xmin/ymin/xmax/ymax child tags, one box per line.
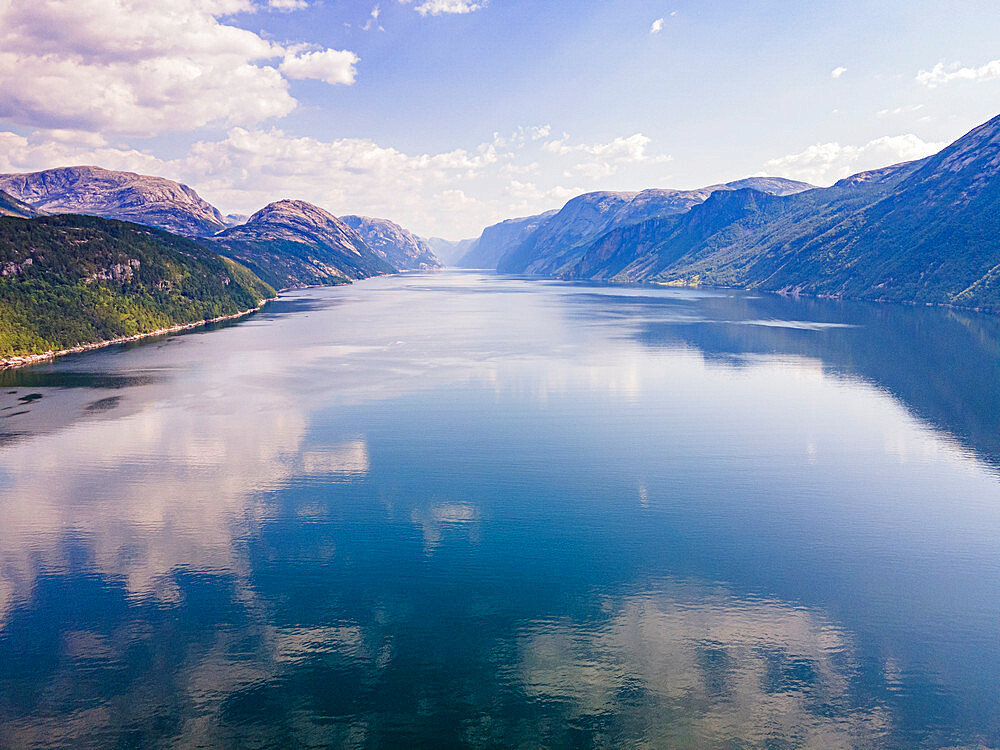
<box><xmin>566</xmin><ymin>290</ymin><xmax>1000</xmax><ymax>470</ymax></box>
<box><xmin>0</xmin><ymin>370</ymin><xmax>164</xmax><ymax>389</ymax></box>
<box><xmin>257</xmin><ymin>296</ymin><xmax>342</xmax><ymax>318</ymax></box>
<box><xmin>85</xmin><ymin>396</ymin><xmax>122</xmax><ymax>412</ymax></box>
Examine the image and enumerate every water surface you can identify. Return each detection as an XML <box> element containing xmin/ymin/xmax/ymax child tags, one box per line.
<box><xmin>1</xmin><ymin>270</ymin><xmax>999</xmax><ymax>748</ymax></box>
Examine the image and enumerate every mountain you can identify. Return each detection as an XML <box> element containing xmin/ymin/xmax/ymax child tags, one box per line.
<box><xmin>0</xmin><ymin>166</ymin><xmax>228</xmax><ymax>237</ymax></box>
<box><xmin>545</xmin><ymin>113</ymin><xmax>1000</xmax><ymax>310</ymax></box>
<box><xmin>455</xmin><ymin>210</ymin><xmax>558</xmax><ymax>269</ymax></box>
<box><xmin>0</xmin><ymin>214</ymin><xmax>273</xmax><ymax>360</ymax></box>
<box><xmin>424</xmin><ymin>236</ymin><xmax>478</xmax><ymax>266</ymax></box>
<box><xmin>494</xmin><ymin>177</ymin><xmax>812</xmax><ymax>275</ymax></box>
<box><xmin>209</xmin><ymin>200</ymin><xmax>395</xmax><ymax>290</ymax></box>
<box><xmin>566</xmin><ymin>188</ymin><xmax>794</xmax><ymax>282</ymax></box>
<box><xmin>0</xmin><ymin>189</ymin><xmax>41</xmax><ymax>219</ymax></box>
<box><xmin>340</xmin><ymin>215</ymin><xmax>442</xmax><ymax>270</ymax></box>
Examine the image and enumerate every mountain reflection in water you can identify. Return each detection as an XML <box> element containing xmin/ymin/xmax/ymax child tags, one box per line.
<box><xmin>0</xmin><ymin>271</ymin><xmax>998</xmax><ymax>748</ymax></box>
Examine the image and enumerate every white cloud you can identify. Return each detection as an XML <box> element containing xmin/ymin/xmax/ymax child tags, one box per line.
<box><xmin>279</xmin><ymin>49</ymin><xmax>359</xmax><ymax>85</ymax></box>
<box><xmin>0</xmin><ymin>130</ymin><xmax>172</xmax><ymax>176</ymax></box>
<box><xmin>916</xmin><ymin>59</ymin><xmax>1000</xmax><ymax>87</ymax></box>
<box><xmin>765</xmin><ymin>133</ymin><xmax>946</xmax><ymax>185</ymax></box>
<box><xmin>650</xmin><ymin>18</ymin><xmax>664</xmax><ymax>34</ymax></box>
<box><xmin>831</xmin><ymin>66</ymin><xmax>847</xmax><ymax>79</ymax></box>
<box><xmin>0</xmin><ymin>122</ymin><xmax>672</xmax><ymax>237</ymax></box>
<box><xmin>543</xmin><ymin>133</ymin><xmax>647</xmax><ymax>159</ymax></box>
<box><xmin>542</xmin><ymin>133</ymin><xmax>672</xmax><ymax>178</ymax></box>
<box><xmin>0</xmin><ymin>0</ymin><xmax>359</xmax><ymax>136</ymax></box>
<box><xmin>400</xmin><ymin>0</ymin><xmax>486</xmax><ymax>16</ymax></box>
<box><xmin>363</xmin><ymin>5</ymin><xmax>384</xmax><ymax>31</ymax></box>
<box><xmin>268</xmin><ymin>0</ymin><xmax>309</xmax><ymax>9</ymax></box>
<box><xmin>876</xmin><ymin>104</ymin><xmax>924</xmax><ymax>118</ymax></box>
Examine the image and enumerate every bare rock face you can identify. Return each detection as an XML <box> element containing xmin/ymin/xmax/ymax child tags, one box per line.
<box><xmin>0</xmin><ymin>166</ymin><xmax>227</xmax><ymax>236</ymax></box>
<box><xmin>339</xmin><ymin>215</ymin><xmax>442</xmax><ymax>270</ymax></box>
<box><xmin>210</xmin><ymin>200</ymin><xmax>395</xmax><ymax>290</ymax></box>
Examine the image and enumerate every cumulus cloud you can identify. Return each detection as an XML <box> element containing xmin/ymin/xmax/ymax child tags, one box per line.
<box><xmin>831</xmin><ymin>66</ymin><xmax>847</xmax><ymax>79</ymax></box>
<box><xmin>400</xmin><ymin>0</ymin><xmax>486</xmax><ymax>16</ymax></box>
<box><xmin>0</xmin><ymin>122</ymin><xmax>672</xmax><ymax>237</ymax></box>
<box><xmin>543</xmin><ymin>133</ymin><xmax>672</xmax><ymax>178</ymax></box>
<box><xmin>279</xmin><ymin>48</ymin><xmax>359</xmax><ymax>85</ymax></box>
<box><xmin>0</xmin><ymin>0</ymin><xmax>358</xmax><ymax>136</ymax></box>
<box><xmin>0</xmin><ymin>130</ymin><xmax>175</xmax><ymax>176</ymax></box>
<box><xmin>764</xmin><ymin>133</ymin><xmax>946</xmax><ymax>185</ymax></box>
<box><xmin>916</xmin><ymin>59</ymin><xmax>1000</xmax><ymax>87</ymax></box>
<box><xmin>650</xmin><ymin>18</ymin><xmax>664</xmax><ymax>34</ymax></box>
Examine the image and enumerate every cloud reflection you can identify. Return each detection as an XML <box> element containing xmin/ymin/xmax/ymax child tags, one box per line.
<box><xmin>518</xmin><ymin>580</ymin><xmax>892</xmax><ymax>747</ymax></box>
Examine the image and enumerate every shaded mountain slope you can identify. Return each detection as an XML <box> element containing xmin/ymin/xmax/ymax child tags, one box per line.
<box><xmin>0</xmin><ymin>190</ymin><xmax>41</xmax><ymax>219</ymax></box>
<box><xmin>425</xmin><ymin>236</ymin><xmax>477</xmax><ymax>266</ymax></box>
<box><xmin>647</xmin><ymin>114</ymin><xmax>1000</xmax><ymax>308</ymax></box>
<box><xmin>210</xmin><ymin>200</ymin><xmax>394</xmax><ymax>290</ymax></box>
<box><xmin>456</xmin><ymin>210</ymin><xmax>558</xmax><ymax>269</ymax></box>
<box><xmin>340</xmin><ymin>215</ymin><xmax>442</xmax><ymax>270</ymax></box>
<box><xmin>494</xmin><ymin>177</ymin><xmax>812</xmax><ymax>275</ymax></box>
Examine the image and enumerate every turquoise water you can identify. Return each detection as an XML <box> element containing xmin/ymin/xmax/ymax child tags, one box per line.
<box><xmin>1</xmin><ymin>270</ymin><xmax>999</xmax><ymax>748</ymax></box>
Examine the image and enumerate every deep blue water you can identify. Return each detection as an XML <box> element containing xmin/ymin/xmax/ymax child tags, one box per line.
<box><xmin>1</xmin><ymin>270</ymin><xmax>999</xmax><ymax>748</ymax></box>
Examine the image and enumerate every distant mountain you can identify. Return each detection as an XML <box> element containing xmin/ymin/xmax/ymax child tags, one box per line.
<box><xmin>534</xmin><ymin>113</ymin><xmax>1000</xmax><ymax>310</ymax></box>
<box><xmin>456</xmin><ymin>210</ymin><xmax>558</xmax><ymax>269</ymax></box>
<box><xmin>0</xmin><ymin>189</ymin><xmax>41</xmax><ymax>219</ymax></box>
<box><xmin>209</xmin><ymin>200</ymin><xmax>395</xmax><ymax>290</ymax></box>
<box><xmin>0</xmin><ymin>166</ymin><xmax>227</xmax><ymax>237</ymax></box>
<box><xmin>494</xmin><ymin>177</ymin><xmax>811</xmax><ymax>275</ymax></box>
<box><xmin>424</xmin><ymin>236</ymin><xmax>477</xmax><ymax>266</ymax></box>
<box><xmin>0</xmin><ymin>214</ymin><xmax>273</xmax><ymax>361</ymax></box>
<box><xmin>224</xmin><ymin>213</ymin><xmax>249</xmax><ymax>228</ymax></box>
<box><xmin>340</xmin><ymin>215</ymin><xmax>442</xmax><ymax>270</ymax></box>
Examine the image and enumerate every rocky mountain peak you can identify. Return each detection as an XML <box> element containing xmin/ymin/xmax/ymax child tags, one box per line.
<box><xmin>339</xmin><ymin>215</ymin><xmax>442</xmax><ymax>270</ymax></box>
<box><xmin>0</xmin><ymin>166</ymin><xmax>227</xmax><ymax>236</ymax></box>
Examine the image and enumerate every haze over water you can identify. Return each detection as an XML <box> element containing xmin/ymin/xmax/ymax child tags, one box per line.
<box><xmin>1</xmin><ymin>270</ymin><xmax>999</xmax><ymax>748</ymax></box>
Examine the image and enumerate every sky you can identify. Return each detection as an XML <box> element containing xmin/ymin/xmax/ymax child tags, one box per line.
<box><xmin>0</xmin><ymin>0</ymin><xmax>998</xmax><ymax>239</ymax></box>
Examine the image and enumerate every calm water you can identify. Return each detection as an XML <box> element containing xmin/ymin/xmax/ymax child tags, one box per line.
<box><xmin>1</xmin><ymin>270</ymin><xmax>999</xmax><ymax>749</ymax></box>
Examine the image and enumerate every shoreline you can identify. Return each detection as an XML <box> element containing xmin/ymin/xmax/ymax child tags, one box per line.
<box><xmin>495</xmin><ymin>270</ymin><xmax>999</xmax><ymax>316</ymax></box>
<box><xmin>0</xmin><ymin>297</ymin><xmax>277</xmax><ymax>371</ymax></box>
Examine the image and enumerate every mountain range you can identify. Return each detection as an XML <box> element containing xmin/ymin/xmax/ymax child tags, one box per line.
<box><xmin>208</xmin><ymin>200</ymin><xmax>396</xmax><ymax>289</ymax></box>
<box><xmin>0</xmin><ymin>166</ymin><xmax>443</xmax><ymax>290</ymax></box>
<box><xmin>2</xmin><ymin>110</ymin><xmax>999</xmax><ymax>360</ymax></box>
<box><xmin>465</xmin><ymin>113</ymin><xmax>1000</xmax><ymax>310</ymax></box>
<box><xmin>484</xmin><ymin>177</ymin><xmax>812</xmax><ymax>275</ymax></box>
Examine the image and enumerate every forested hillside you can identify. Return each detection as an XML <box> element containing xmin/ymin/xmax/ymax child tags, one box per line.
<box><xmin>0</xmin><ymin>215</ymin><xmax>274</xmax><ymax>359</ymax></box>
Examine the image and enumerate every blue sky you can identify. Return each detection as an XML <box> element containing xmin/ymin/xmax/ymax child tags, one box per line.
<box><xmin>0</xmin><ymin>0</ymin><xmax>998</xmax><ymax>237</ymax></box>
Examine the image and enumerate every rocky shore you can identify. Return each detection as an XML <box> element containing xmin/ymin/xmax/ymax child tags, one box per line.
<box><xmin>0</xmin><ymin>298</ymin><xmax>276</xmax><ymax>370</ymax></box>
